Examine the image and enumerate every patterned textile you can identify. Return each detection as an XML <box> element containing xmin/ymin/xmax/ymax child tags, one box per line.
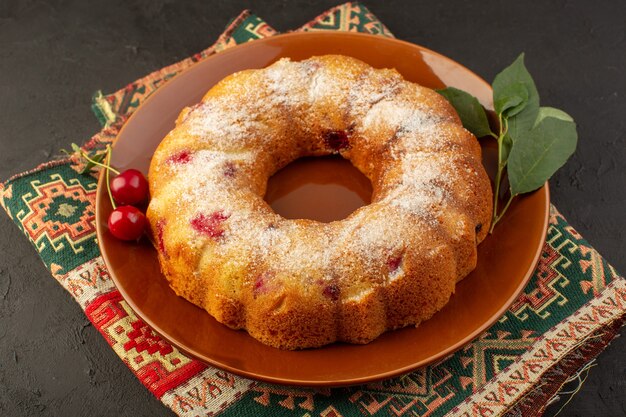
<box><xmin>1</xmin><ymin>3</ymin><xmax>624</xmax><ymax>416</ymax></box>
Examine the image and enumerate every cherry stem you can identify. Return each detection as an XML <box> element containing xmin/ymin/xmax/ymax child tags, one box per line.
<box><xmin>105</xmin><ymin>145</ymin><xmax>117</xmax><ymax>210</ymax></box>
<box><xmin>80</xmin><ymin>149</ymin><xmax>120</xmax><ymax>175</ymax></box>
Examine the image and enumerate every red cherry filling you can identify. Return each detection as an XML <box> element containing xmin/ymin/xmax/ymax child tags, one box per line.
<box><xmin>108</xmin><ymin>206</ymin><xmax>146</xmax><ymax>241</ymax></box>
<box><xmin>387</xmin><ymin>254</ymin><xmax>403</xmax><ymax>272</ymax></box>
<box><xmin>322</xmin><ymin>130</ymin><xmax>350</xmax><ymax>151</ymax></box>
<box><xmin>223</xmin><ymin>162</ymin><xmax>237</xmax><ymax>177</ymax></box>
<box><xmin>322</xmin><ymin>283</ymin><xmax>340</xmax><ymax>301</ymax></box>
<box><xmin>190</xmin><ymin>211</ymin><xmax>229</xmax><ymax>239</ymax></box>
<box><xmin>166</xmin><ymin>150</ymin><xmax>193</xmax><ymax>165</ymax></box>
<box><xmin>253</xmin><ymin>277</ymin><xmax>265</xmax><ymax>294</ymax></box>
<box><xmin>253</xmin><ymin>271</ymin><xmax>275</xmax><ymax>297</ymax></box>
<box><xmin>156</xmin><ymin>219</ymin><xmax>167</xmax><ymax>256</ymax></box>
<box><xmin>109</xmin><ymin>169</ymin><xmax>149</xmax><ymax>205</ymax></box>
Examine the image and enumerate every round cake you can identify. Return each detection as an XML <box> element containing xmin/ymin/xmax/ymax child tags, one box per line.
<box><xmin>147</xmin><ymin>55</ymin><xmax>493</xmax><ymax>350</ymax></box>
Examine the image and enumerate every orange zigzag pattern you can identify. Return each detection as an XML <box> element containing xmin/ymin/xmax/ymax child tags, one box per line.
<box><xmin>251</xmin><ymin>385</ymin><xmax>330</xmax><ymax>411</ymax></box>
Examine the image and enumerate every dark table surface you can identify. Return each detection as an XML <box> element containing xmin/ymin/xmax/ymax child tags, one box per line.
<box><xmin>1</xmin><ymin>1</ymin><xmax>624</xmax><ymax>416</ymax></box>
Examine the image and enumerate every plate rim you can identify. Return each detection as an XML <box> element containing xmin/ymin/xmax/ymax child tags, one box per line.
<box><xmin>96</xmin><ymin>30</ymin><xmax>550</xmax><ymax>386</ymax></box>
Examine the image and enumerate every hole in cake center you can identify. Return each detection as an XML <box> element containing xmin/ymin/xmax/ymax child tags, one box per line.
<box><xmin>265</xmin><ymin>156</ymin><xmax>373</xmax><ymax>222</ymax></box>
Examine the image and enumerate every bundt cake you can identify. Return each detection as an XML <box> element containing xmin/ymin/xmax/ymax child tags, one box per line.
<box><xmin>147</xmin><ymin>55</ymin><xmax>493</xmax><ymax>350</ymax></box>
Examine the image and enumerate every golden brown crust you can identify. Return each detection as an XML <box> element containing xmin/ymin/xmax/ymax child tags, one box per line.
<box><xmin>147</xmin><ymin>55</ymin><xmax>493</xmax><ymax>350</ymax></box>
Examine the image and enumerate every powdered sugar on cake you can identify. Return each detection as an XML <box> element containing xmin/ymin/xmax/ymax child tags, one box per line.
<box><xmin>146</xmin><ymin>55</ymin><xmax>492</xmax><ymax>349</ymax></box>
<box><xmin>185</xmin><ymin>100</ymin><xmax>263</xmax><ymax>148</ymax></box>
<box><xmin>157</xmin><ymin>56</ymin><xmax>462</xmax><ymax>275</ymax></box>
<box><xmin>384</xmin><ymin>154</ymin><xmax>450</xmax><ymax>217</ymax></box>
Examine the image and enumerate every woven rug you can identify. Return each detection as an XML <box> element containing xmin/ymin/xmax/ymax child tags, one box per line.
<box><xmin>1</xmin><ymin>3</ymin><xmax>624</xmax><ymax>416</ymax></box>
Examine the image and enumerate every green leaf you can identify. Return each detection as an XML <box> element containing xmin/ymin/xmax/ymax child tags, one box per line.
<box><xmin>508</xmin><ymin>116</ymin><xmax>578</xmax><ymax>195</ymax></box>
<box><xmin>494</xmin><ymin>82</ymin><xmax>528</xmax><ymax>117</ymax></box>
<box><xmin>79</xmin><ymin>152</ymin><xmax>105</xmax><ymax>175</ymax></box>
<box><xmin>437</xmin><ymin>87</ymin><xmax>493</xmax><ymax>138</ymax></box>
<box><xmin>71</xmin><ymin>143</ymin><xmax>81</xmax><ymax>153</ymax></box>
<box><xmin>534</xmin><ymin>107</ymin><xmax>574</xmax><ymax>126</ymax></box>
<box><xmin>493</xmin><ymin>54</ymin><xmax>540</xmax><ymax>140</ymax></box>
<box><xmin>93</xmin><ymin>152</ymin><xmax>106</xmax><ymax>162</ymax></box>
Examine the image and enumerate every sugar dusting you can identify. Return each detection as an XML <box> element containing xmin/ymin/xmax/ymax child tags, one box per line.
<box><xmin>265</xmin><ymin>58</ymin><xmax>317</xmax><ymax>103</ymax></box>
<box><xmin>362</xmin><ymin>100</ymin><xmax>433</xmax><ymax>133</ymax></box>
<box><xmin>186</xmin><ymin>99</ymin><xmax>263</xmax><ymax>148</ymax></box>
<box><xmin>184</xmin><ymin>58</ymin><xmax>312</xmax><ymax>149</ymax></box>
<box><xmin>384</xmin><ymin>154</ymin><xmax>450</xmax><ymax>217</ymax></box>
<box><xmin>151</xmin><ymin>55</ymin><xmax>477</xmax><ymax>290</ymax></box>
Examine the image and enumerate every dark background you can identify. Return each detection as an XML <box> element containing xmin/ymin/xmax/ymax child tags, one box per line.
<box><xmin>1</xmin><ymin>1</ymin><xmax>624</xmax><ymax>416</ymax></box>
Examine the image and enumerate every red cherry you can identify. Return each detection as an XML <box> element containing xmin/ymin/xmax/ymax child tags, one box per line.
<box><xmin>322</xmin><ymin>284</ymin><xmax>340</xmax><ymax>301</ymax></box>
<box><xmin>108</xmin><ymin>206</ymin><xmax>146</xmax><ymax>241</ymax></box>
<box><xmin>110</xmin><ymin>169</ymin><xmax>149</xmax><ymax>205</ymax></box>
<box><xmin>323</xmin><ymin>130</ymin><xmax>350</xmax><ymax>151</ymax></box>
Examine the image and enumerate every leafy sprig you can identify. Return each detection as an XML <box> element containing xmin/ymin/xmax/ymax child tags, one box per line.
<box><xmin>62</xmin><ymin>143</ymin><xmax>120</xmax><ymax>209</ymax></box>
<box><xmin>62</xmin><ymin>143</ymin><xmax>120</xmax><ymax>175</ymax></box>
<box><xmin>437</xmin><ymin>53</ymin><xmax>578</xmax><ymax>232</ymax></box>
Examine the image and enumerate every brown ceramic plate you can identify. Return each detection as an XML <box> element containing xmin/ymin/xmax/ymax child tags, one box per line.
<box><xmin>96</xmin><ymin>32</ymin><xmax>549</xmax><ymax>386</ymax></box>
